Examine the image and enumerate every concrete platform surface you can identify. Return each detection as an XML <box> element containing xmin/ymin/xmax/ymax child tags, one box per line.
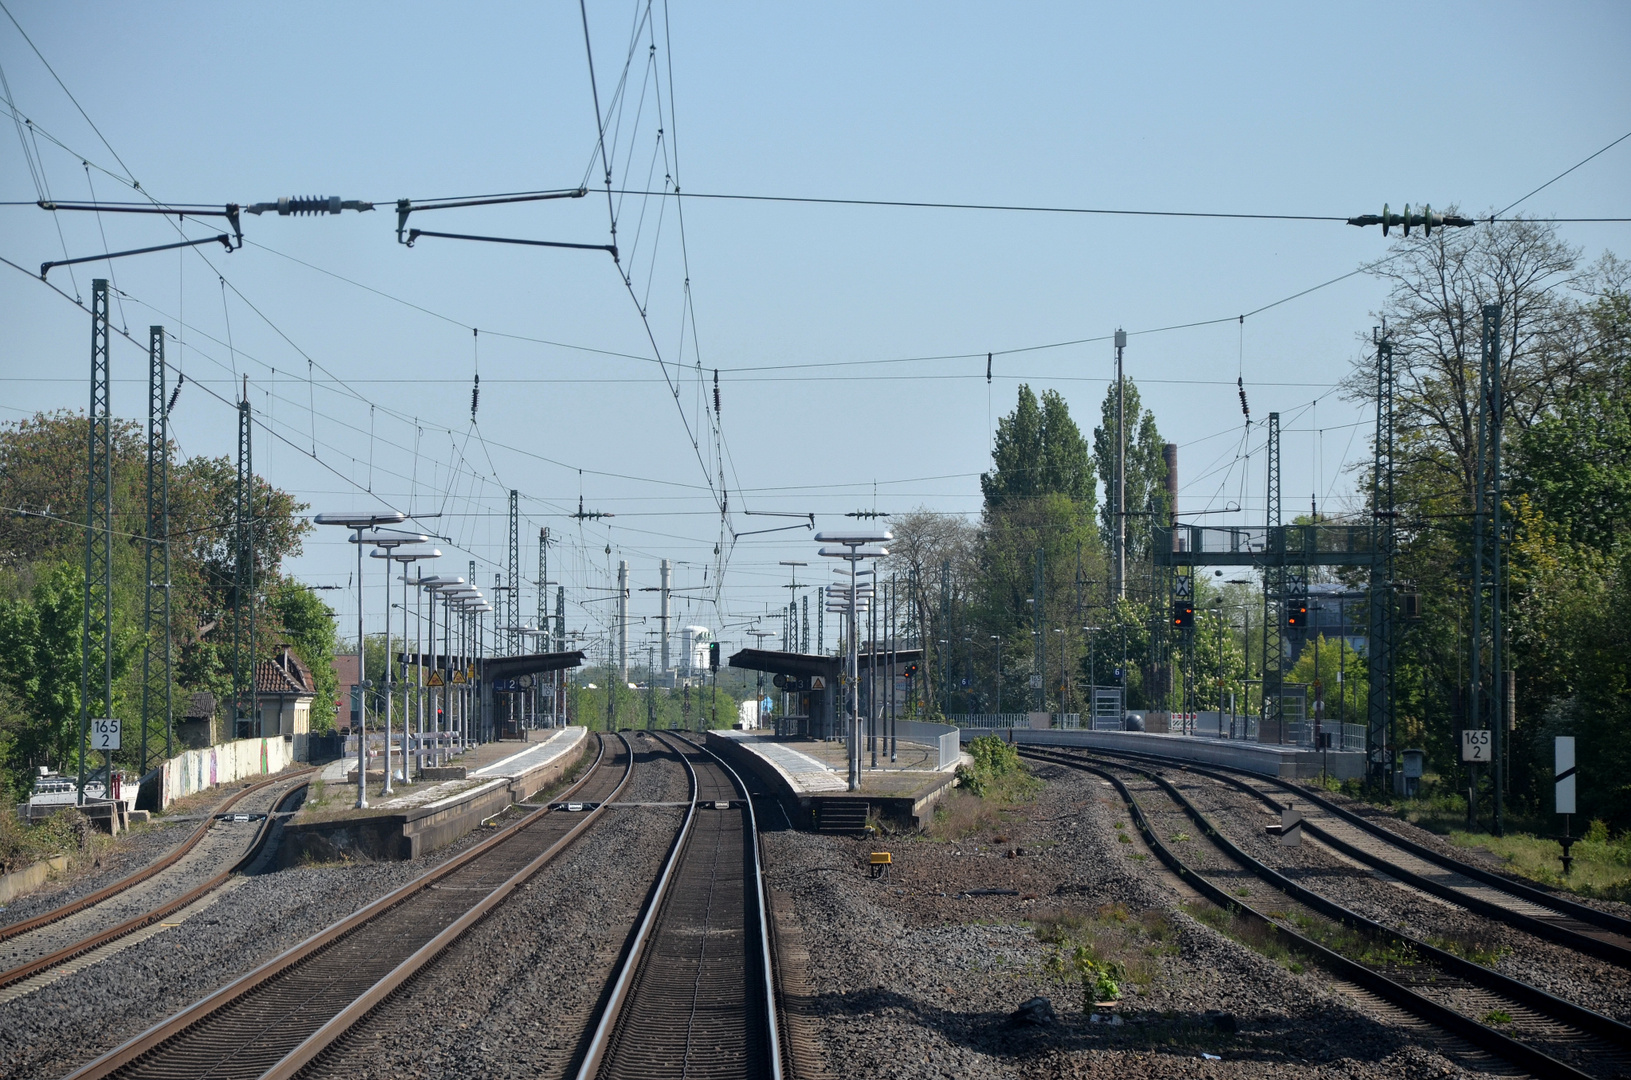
<box><xmin>718</xmin><ymin>731</ymin><xmax>955</xmax><ymax>798</ymax></box>
<box><xmin>960</xmin><ymin>726</ymin><xmax>1365</xmax><ymax>780</ymax></box>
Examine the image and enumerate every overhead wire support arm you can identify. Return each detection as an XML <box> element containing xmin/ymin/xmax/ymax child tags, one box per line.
<box><xmin>403</xmin><ymin>229</ymin><xmax>617</xmax><ymax>258</ymax></box>
<box><xmin>392</xmin><ymin>187</ymin><xmax>590</xmax><ymax>244</ymax></box>
<box><xmin>38</xmin><ymin>199</ymin><xmax>245</xmax><ymax>246</ymax></box>
<box><xmin>41</xmin><ymin>233</ymin><xmax>232</xmax><ymax>280</ymax></box>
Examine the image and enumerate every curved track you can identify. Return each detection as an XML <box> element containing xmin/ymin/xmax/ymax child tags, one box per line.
<box><xmin>1028</xmin><ymin>747</ymin><xmax>1631</xmax><ymax>1079</ymax></box>
<box><xmin>1074</xmin><ymin>743</ymin><xmax>1631</xmax><ymax>965</ymax></box>
<box><xmin>576</xmin><ymin>731</ymin><xmax>780</xmax><ymax>1080</ymax></box>
<box><xmin>1</xmin><ymin>769</ymin><xmax>314</xmax><ymax>943</ymax></box>
<box><xmin>62</xmin><ymin>732</ymin><xmax>629</xmax><ymax>1080</ymax></box>
<box><xmin>0</xmin><ymin>771</ymin><xmax>314</xmax><ymax>995</ymax></box>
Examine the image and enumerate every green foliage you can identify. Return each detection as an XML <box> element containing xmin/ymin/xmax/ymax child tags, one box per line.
<box><xmin>269</xmin><ymin>582</ymin><xmax>339</xmax><ymax>732</ymax></box>
<box><xmin>1091</xmin><ymin>378</ymin><xmax>1169</xmax><ymax>564</ymax></box>
<box><xmin>1286</xmin><ymin>634</ymin><xmax>1368</xmax><ymax>722</ymax></box>
<box><xmin>955</xmin><ymin>734</ymin><xmax>1037</xmax><ymax>799</ymax></box>
<box><xmin>981</xmin><ymin>385</ymin><xmax>1096</xmax><ymax>510</ymax></box>
<box><xmin>0</xmin><ymin>411</ymin><xmax>311</xmax><ymax>797</ymax></box>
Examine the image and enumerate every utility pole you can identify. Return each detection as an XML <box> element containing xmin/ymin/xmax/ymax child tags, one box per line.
<box><xmin>1369</xmin><ymin>332</ymin><xmax>1398</xmax><ymax>789</ymax></box>
<box><xmin>538</xmin><ymin>527</ymin><xmax>549</xmax><ymax>722</ymax></box>
<box><xmin>232</xmin><ymin>374</ymin><xmax>256</xmax><ymax>738</ymax></box>
<box><xmin>1115</xmin><ymin>328</ymin><xmax>1127</xmax><ymax>601</ymax></box>
<box><xmin>659</xmin><ymin>558</ymin><xmax>672</xmax><ymax>676</ymax></box>
<box><xmin>1468</xmin><ymin>307</ymin><xmax>1505</xmax><ymax>831</ymax></box>
<box><xmin>79</xmin><ymin>279</ymin><xmax>114</xmax><ymax>804</ymax></box>
<box><xmin>1033</xmin><ymin>549</ymin><xmax>1045</xmax><ymax>712</ymax></box>
<box><xmin>141</xmin><ymin>325</ymin><xmax>173</xmax><ymax>771</ymax></box>
<box><xmin>616</xmin><ymin>560</ymin><xmax>629</xmax><ymax>680</ymax></box>
<box><xmin>1262</xmin><ymin>411</ymin><xmax>1283</xmax><ymax>741</ymax></box>
<box><xmin>555</xmin><ymin>586</ymin><xmax>566</xmax><ymax>723</ymax></box>
<box><xmin>507</xmin><ymin>490</ymin><xmax>519</xmax><ymax>657</ymax></box>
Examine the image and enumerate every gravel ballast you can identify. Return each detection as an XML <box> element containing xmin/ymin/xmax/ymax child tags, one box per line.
<box><xmin>761</xmin><ymin>757</ymin><xmax>1519</xmax><ymax>1078</ymax></box>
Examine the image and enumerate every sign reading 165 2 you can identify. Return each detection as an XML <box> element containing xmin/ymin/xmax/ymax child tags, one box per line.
<box><xmin>1461</xmin><ymin>728</ymin><xmax>1491</xmax><ymax>763</ymax></box>
<box><xmin>90</xmin><ymin>718</ymin><xmax>122</xmax><ymax>751</ymax></box>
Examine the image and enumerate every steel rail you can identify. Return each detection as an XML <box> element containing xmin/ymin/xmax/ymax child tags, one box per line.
<box><xmin>0</xmin><ymin>768</ymin><xmax>315</xmax><ymax>944</ymax></box>
<box><xmin>574</xmin><ymin>731</ymin><xmax>781</xmax><ymax>1080</ymax></box>
<box><xmin>0</xmin><ymin>778</ymin><xmax>310</xmax><ymax>992</ymax></box>
<box><xmin>693</xmin><ymin>735</ymin><xmax>784</xmax><ymax>1080</ymax></box>
<box><xmin>573</xmin><ymin>732</ymin><xmax>701</xmax><ymax>1080</ymax></box>
<box><xmin>1064</xmin><ymin>743</ymin><xmax>1631</xmax><ymax>966</ymax></box>
<box><xmin>1029</xmin><ymin>748</ymin><xmax>1612</xmax><ymax>1079</ymax></box>
<box><xmin>62</xmin><ymin>733</ymin><xmax>625</xmax><ymax>1080</ymax></box>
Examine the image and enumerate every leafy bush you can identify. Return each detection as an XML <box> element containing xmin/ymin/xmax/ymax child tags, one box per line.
<box><xmin>955</xmin><ymin>735</ymin><xmax>1039</xmax><ymax>801</ymax></box>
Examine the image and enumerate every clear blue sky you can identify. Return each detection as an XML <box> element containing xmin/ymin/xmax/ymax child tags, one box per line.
<box><xmin>1</xmin><ymin>1</ymin><xmax>1627</xmax><ymax>660</ymax></box>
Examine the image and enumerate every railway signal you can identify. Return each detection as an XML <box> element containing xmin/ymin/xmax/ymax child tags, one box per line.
<box><xmin>1286</xmin><ymin>598</ymin><xmax>1307</xmax><ymax>628</ymax></box>
<box><xmin>1172</xmin><ymin>602</ymin><xmax>1194</xmax><ymax>629</ymax></box>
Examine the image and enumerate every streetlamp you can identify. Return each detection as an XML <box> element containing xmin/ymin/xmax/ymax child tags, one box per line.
<box><xmin>379</xmin><ymin>547</ymin><xmax>440</xmax><ymax>783</ymax></box>
<box><xmin>313</xmin><ymin>510</ymin><xmax>406</xmax><ymax>810</ymax></box>
<box><xmin>356</xmin><ymin>528</ymin><xmax>429</xmax><ymax>796</ymax></box>
<box><xmin>417</xmin><ymin>575</ymin><xmax>463</xmax><ymax>764</ymax></box>
<box><xmin>816</xmin><ymin>530</ymin><xmax>890</xmax><ymax>792</ymax></box>
<box><xmin>1082</xmin><ymin>627</ymin><xmax>1101</xmax><ymax>727</ymax></box>
<box><xmin>990</xmin><ymin>635</ymin><xmax>1001</xmax><ymax>718</ymax></box>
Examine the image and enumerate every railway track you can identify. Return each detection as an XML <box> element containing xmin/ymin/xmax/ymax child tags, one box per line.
<box><xmin>1</xmin><ymin>769</ymin><xmax>314</xmax><ymax>943</ymax></box>
<box><xmin>0</xmin><ymin>770</ymin><xmax>315</xmax><ymax>997</ymax></box>
<box><xmin>1026</xmin><ymin>747</ymin><xmax>1631</xmax><ymax>1079</ymax></box>
<box><xmin>575</xmin><ymin>731</ymin><xmax>780</xmax><ymax>1080</ymax></box>
<box><xmin>61</xmin><ymin>732</ymin><xmax>630</xmax><ymax>1080</ymax></box>
<box><xmin>1071</xmin><ymin>743</ymin><xmax>1631</xmax><ymax>967</ymax></box>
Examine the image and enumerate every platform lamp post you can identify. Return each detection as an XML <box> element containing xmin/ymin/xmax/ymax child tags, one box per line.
<box><xmin>314</xmin><ymin>511</ymin><xmax>407</xmax><ymax>810</ymax></box>
<box><xmin>417</xmin><ymin>576</ymin><xmax>464</xmax><ymax>766</ymax></box>
<box><xmin>353</xmin><ymin>529</ymin><xmax>428</xmax><ymax>797</ymax></box>
<box><xmin>378</xmin><ymin>547</ymin><xmax>440</xmax><ymax>784</ymax></box>
<box><xmin>815</xmin><ymin>530</ymin><xmax>890</xmax><ymax>793</ymax></box>
<box><xmin>470</xmin><ymin>599</ymin><xmax>494</xmax><ymax>742</ymax></box>
<box><xmin>445</xmin><ymin>588</ymin><xmax>483</xmax><ymax>750</ymax></box>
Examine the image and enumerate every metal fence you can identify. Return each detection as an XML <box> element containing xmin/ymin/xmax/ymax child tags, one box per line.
<box><xmin>893</xmin><ymin>719</ymin><xmax>960</xmax><ymax>770</ymax></box>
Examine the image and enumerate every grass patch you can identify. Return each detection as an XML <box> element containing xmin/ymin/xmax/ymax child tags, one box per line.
<box><xmin>1031</xmin><ymin>902</ymin><xmax>1174</xmax><ymax>1006</ymax></box>
<box><xmin>930</xmin><ymin>736</ymin><xmax>1041</xmax><ymax>839</ymax></box>
<box><xmin>1181</xmin><ymin>900</ymin><xmax>1305</xmax><ymax>975</ymax></box>
<box><xmin>1429</xmin><ymin>929</ymin><xmax>1510</xmax><ymax>967</ymax></box>
<box><xmin>0</xmin><ymin>805</ymin><xmax>104</xmax><ymax>875</ymax></box>
<box><xmin>1483</xmin><ymin>1009</ymin><xmax>1513</xmax><ymax>1025</ymax></box>
<box><xmin>1443</xmin><ymin>826</ymin><xmax>1631</xmax><ymax>901</ymax></box>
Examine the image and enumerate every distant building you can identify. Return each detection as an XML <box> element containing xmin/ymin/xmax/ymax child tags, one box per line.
<box><xmin>679</xmin><ymin>626</ymin><xmax>712</xmax><ymax>675</ymax></box>
<box><xmin>177</xmin><ymin>691</ymin><xmax>218</xmax><ymax>749</ymax></box>
<box><xmin>333</xmin><ymin>652</ymin><xmax>361</xmax><ymax>733</ymax></box>
<box><xmin>257</xmin><ymin>644</ymin><xmax>317</xmax><ymax>758</ymax></box>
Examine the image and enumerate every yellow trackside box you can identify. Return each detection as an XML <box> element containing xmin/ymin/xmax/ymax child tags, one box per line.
<box><xmin>869</xmin><ymin>851</ymin><xmax>892</xmax><ymax>878</ymax></box>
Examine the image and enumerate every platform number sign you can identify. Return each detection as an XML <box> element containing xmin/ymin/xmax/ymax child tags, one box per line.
<box><xmin>91</xmin><ymin>718</ymin><xmax>122</xmax><ymax>751</ymax></box>
<box><xmin>1460</xmin><ymin>729</ymin><xmax>1491</xmax><ymax>763</ymax></box>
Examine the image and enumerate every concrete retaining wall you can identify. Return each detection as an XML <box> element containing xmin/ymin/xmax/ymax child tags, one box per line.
<box><xmin>958</xmin><ymin>726</ymin><xmax>1365</xmax><ymax>780</ymax></box>
<box><xmin>278</xmin><ymin>731</ymin><xmax>589</xmax><ymax>865</ymax></box>
<box><xmin>0</xmin><ymin>854</ymin><xmax>69</xmax><ymax>904</ymax></box>
<box><xmin>148</xmin><ymin>736</ymin><xmax>298</xmax><ymax>810</ymax></box>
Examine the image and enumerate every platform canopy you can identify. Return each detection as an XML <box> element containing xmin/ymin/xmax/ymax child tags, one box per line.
<box><xmin>728</xmin><ymin>647</ymin><xmax>920</xmax><ymax>678</ymax></box>
<box><xmin>396</xmin><ymin>650</ymin><xmax>586</xmax><ymax>680</ymax></box>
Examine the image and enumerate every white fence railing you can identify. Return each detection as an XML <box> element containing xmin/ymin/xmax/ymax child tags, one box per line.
<box><xmin>892</xmin><ymin>720</ymin><xmax>960</xmax><ymax>770</ymax></box>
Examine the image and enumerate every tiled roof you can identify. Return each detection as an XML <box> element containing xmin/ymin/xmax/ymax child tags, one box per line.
<box><xmin>256</xmin><ymin>647</ymin><xmax>317</xmax><ymax>696</ymax></box>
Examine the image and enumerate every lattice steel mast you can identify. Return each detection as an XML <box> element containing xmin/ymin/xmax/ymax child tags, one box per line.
<box><xmin>232</xmin><ymin>376</ymin><xmax>256</xmax><ymax>736</ymax></box>
<box><xmin>79</xmin><ymin>279</ymin><xmax>114</xmax><ymax>804</ymax></box>
<box><xmin>1260</xmin><ymin>412</ymin><xmax>1284</xmax><ymax>735</ymax></box>
<box><xmin>141</xmin><ymin>325</ymin><xmax>174</xmax><ymax>771</ymax></box>
<box><xmin>1367</xmin><ymin>335</ymin><xmax>1397</xmax><ymax>785</ymax></box>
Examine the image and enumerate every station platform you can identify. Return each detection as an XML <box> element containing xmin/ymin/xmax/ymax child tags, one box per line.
<box><xmin>707</xmin><ymin>730</ymin><xmax>964</xmax><ymax>832</ymax></box>
<box><xmin>288</xmin><ymin>727</ymin><xmax>590</xmax><ymax>863</ymax></box>
<box><xmin>958</xmin><ymin>725</ymin><xmax>1365</xmax><ymax>780</ymax></box>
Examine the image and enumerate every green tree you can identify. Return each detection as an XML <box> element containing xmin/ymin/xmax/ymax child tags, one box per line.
<box><xmin>1287</xmin><ymin>634</ymin><xmax>1368</xmax><ymax>727</ymax></box>
<box><xmin>1091</xmin><ymin>378</ymin><xmax>1169</xmax><ymax>569</ymax></box>
<box><xmin>269</xmin><ymin>581</ymin><xmax>340</xmax><ymax>732</ymax></box>
<box><xmin>981</xmin><ymin>385</ymin><xmax>1096</xmax><ymax>511</ymax></box>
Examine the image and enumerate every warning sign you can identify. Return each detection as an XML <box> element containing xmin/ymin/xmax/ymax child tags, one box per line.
<box><xmin>427</xmin><ymin>671</ymin><xmax>444</xmax><ymax>687</ymax></box>
<box><xmin>810</xmin><ymin>676</ymin><xmax>826</xmax><ymax>690</ymax></box>
<box><xmin>452</xmin><ymin>670</ymin><xmax>467</xmax><ymax>684</ymax></box>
